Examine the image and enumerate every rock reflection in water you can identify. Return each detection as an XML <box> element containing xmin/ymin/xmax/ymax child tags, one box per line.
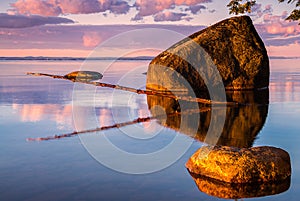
<box><xmin>147</xmin><ymin>90</ymin><xmax>269</xmax><ymax>148</ymax></box>
<box><xmin>189</xmin><ymin>172</ymin><xmax>290</xmax><ymax>199</ymax></box>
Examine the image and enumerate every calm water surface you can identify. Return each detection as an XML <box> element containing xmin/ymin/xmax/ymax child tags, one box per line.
<box><xmin>0</xmin><ymin>59</ymin><xmax>299</xmax><ymax>201</ymax></box>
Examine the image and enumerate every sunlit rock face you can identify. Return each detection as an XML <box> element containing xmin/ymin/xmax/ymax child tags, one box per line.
<box><xmin>189</xmin><ymin>172</ymin><xmax>290</xmax><ymax>199</ymax></box>
<box><xmin>147</xmin><ymin>15</ymin><xmax>269</xmax><ymax>96</ymax></box>
<box><xmin>147</xmin><ymin>90</ymin><xmax>268</xmax><ymax>148</ymax></box>
<box><xmin>186</xmin><ymin>146</ymin><xmax>291</xmax><ymax>184</ymax></box>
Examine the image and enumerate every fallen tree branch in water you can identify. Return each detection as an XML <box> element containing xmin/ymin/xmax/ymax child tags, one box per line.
<box><xmin>26</xmin><ymin>107</ymin><xmax>211</xmax><ymax>141</ymax></box>
<box><xmin>27</xmin><ymin>116</ymin><xmax>152</xmax><ymax>141</ymax></box>
<box><xmin>27</xmin><ymin>72</ymin><xmax>239</xmax><ymax>106</ymax></box>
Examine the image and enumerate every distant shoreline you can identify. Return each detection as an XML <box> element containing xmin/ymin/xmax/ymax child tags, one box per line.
<box><xmin>0</xmin><ymin>56</ymin><xmax>154</xmax><ymax>61</ymax></box>
<box><xmin>270</xmin><ymin>56</ymin><xmax>300</xmax><ymax>60</ymax></box>
<box><xmin>0</xmin><ymin>56</ymin><xmax>299</xmax><ymax>61</ymax></box>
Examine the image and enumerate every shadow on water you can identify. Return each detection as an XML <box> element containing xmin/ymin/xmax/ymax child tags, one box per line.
<box><xmin>189</xmin><ymin>172</ymin><xmax>290</xmax><ymax>199</ymax></box>
<box><xmin>147</xmin><ymin>89</ymin><xmax>269</xmax><ymax>148</ymax></box>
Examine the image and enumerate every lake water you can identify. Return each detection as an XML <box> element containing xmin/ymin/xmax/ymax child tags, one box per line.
<box><xmin>0</xmin><ymin>59</ymin><xmax>299</xmax><ymax>200</ymax></box>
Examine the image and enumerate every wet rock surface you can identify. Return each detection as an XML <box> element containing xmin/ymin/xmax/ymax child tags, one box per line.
<box><xmin>64</xmin><ymin>71</ymin><xmax>103</xmax><ymax>81</ymax></box>
<box><xmin>186</xmin><ymin>146</ymin><xmax>291</xmax><ymax>183</ymax></box>
<box><xmin>147</xmin><ymin>15</ymin><xmax>269</xmax><ymax>96</ymax></box>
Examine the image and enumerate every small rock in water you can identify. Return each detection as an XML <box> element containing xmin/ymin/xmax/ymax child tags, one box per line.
<box><xmin>186</xmin><ymin>146</ymin><xmax>291</xmax><ymax>183</ymax></box>
<box><xmin>64</xmin><ymin>71</ymin><xmax>103</xmax><ymax>81</ymax></box>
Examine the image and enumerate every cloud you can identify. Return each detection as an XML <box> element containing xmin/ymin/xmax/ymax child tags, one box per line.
<box><xmin>265</xmin><ymin>35</ymin><xmax>300</xmax><ymax>46</ymax></box>
<box><xmin>10</xmin><ymin>0</ymin><xmax>62</xmax><ymax>16</ymax></box>
<box><xmin>134</xmin><ymin>0</ymin><xmax>173</xmax><ymax>16</ymax></box>
<box><xmin>10</xmin><ymin>0</ymin><xmax>212</xmax><ymax>22</ymax></box>
<box><xmin>82</xmin><ymin>32</ymin><xmax>102</xmax><ymax>47</ymax></box>
<box><xmin>154</xmin><ymin>11</ymin><xmax>188</xmax><ymax>22</ymax></box>
<box><xmin>264</xmin><ymin>20</ymin><xmax>300</xmax><ymax>36</ymax></box>
<box><xmin>4</xmin><ymin>21</ymin><xmax>298</xmax><ymax>57</ymax></box>
<box><xmin>187</xmin><ymin>4</ymin><xmax>206</xmax><ymax>14</ymax></box>
<box><xmin>248</xmin><ymin>4</ymin><xmax>300</xmax><ymax>47</ymax></box>
<box><xmin>54</xmin><ymin>0</ymin><xmax>102</xmax><ymax>14</ymax></box>
<box><xmin>133</xmin><ymin>0</ymin><xmax>211</xmax><ymax>18</ymax></box>
<box><xmin>248</xmin><ymin>3</ymin><xmax>273</xmax><ymax>19</ymax></box>
<box><xmin>10</xmin><ymin>0</ymin><xmax>131</xmax><ymax>16</ymax></box>
<box><xmin>0</xmin><ymin>24</ymin><xmax>206</xmax><ymax>55</ymax></box>
<box><xmin>110</xmin><ymin>1</ymin><xmax>130</xmax><ymax>14</ymax></box>
<box><xmin>0</xmin><ymin>13</ymin><xmax>74</xmax><ymax>28</ymax></box>
<box><xmin>255</xmin><ymin>21</ymin><xmax>300</xmax><ymax>46</ymax></box>
<box><xmin>258</xmin><ymin>11</ymin><xmax>300</xmax><ymax>37</ymax></box>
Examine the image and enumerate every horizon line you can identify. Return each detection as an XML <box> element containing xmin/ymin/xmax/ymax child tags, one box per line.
<box><xmin>0</xmin><ymin>56</ymin><xmax>300</xmax><ymax>61</ymax></box>
<box><xmin>0</xmin><ymin>56</ymin><xmax>155</xmax><ymax>61</ymax></box>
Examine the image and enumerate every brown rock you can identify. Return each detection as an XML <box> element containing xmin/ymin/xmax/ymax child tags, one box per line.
<box><xmin>146</xmin><ymin>16</ymin><xmax>269</xmax><ymax>97</ymax></box>
<box><xmin>186</xmin><ymin>146</ymin><xmax>291</xmax><ymax>183</ymax></box>
<box><xmin>64</xmin><ymin>71</ymin><xmax>103</xmax><ymax>81</ymax></box>
<box><xmin>189</xmin><ymin>172</ymin><xmax>290</xmax><ymax>199</ymax></box>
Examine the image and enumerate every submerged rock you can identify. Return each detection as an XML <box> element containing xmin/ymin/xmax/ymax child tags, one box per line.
<box><xmin>147</xmin><ymin>15</ymin><xmax>269</xmax><ymax>96</ymax></box>
<box><xmin>186</xmin><ymin>146</ymin><xmax>291</xmax><ymax>183</ymax></box>
<box><xmin>189</xmin><ymin>172</ymin><xmax>290</xmax><ymax>199</ymax></box>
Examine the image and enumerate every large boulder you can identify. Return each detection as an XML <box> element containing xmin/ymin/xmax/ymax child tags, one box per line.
<box><xmin>186</xmin><ymin>146</ymin><xmax>291</xmax><ymax>183</ymax></box>
<box><xmin>146</xmin><ymin>16</ymin><xmax>269</xmax><ymax>97</ymax></box>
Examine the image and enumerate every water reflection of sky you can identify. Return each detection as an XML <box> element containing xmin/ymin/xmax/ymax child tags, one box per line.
<box><xmin>0</xmin><ymin>59</ymin><xmax>300</xmax><ymax>200</ymax></box>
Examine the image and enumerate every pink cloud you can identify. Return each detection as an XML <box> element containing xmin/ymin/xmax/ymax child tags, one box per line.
<box><xmin>252</xmin><ymin>4</ymin><xmax>300</xmax><ymax>47</ymax></box>
<box><xmin>249</xmin><ymin>3</ymin><xmax>273</xmax><ymax>19</ymax></box>
<box><xmin>265</xmin><ymin>4</ymin><xmax>272</xmax><ymax>12</ymax></box>
<box><xmin>134</xmin><ymin>0</ymin><xmax>173</xmax><ymax>16</ymax></box>
<box><xmin>265</xmin><ymin>22</ymin><xmax>299</xmax><ymax>35</ymax></box>
<box><xmin>134</xmin><ymin>0</ymin><xmax>211</xmax><ymax>17</ymax></box>
<box><xmin>55</xmin><ymin>0</ymin><xmax>101</xmax><ymax>14</ymax></box>
<box><xmin>10</xmin><ymin>0</ymin><xmax>212</xmax><ymax>22</ymax></box>
<box><xmin>82</xmin><ymin>32</ymin><xmax>102</xmax><ymax>47</ymax></box>
<box><xmin>261</xmin><ymin>13</ymin><xmax>300</xmax><ymax>36</ymax></box>
<box><xmin>154</xmin><ymin>11</ymin><xmax>188</xmax><ymax>22</ymax></box>
<box><xmin>11</xmin><ymin>0</ymin><xmax>62</xmax><ymax>16</ymax></box>
<box><xmin>0</xmin><ymin>22</ymin><xmax>298</xmax><ymax>57</ymax></box>
<box><xmin>0</xmin><ymin>24</ymin><xmax>207</xmax><ymax>57</ymax></box>
<box><xmin>10</xmin><ymin>0</ymin><xmax>130</xmax><ymax>16</ymax></box>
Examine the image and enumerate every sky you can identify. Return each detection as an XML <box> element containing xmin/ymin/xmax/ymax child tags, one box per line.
<box><xmin>0</xmin><ymin>0</ymin><xmax>299</xmax><ymax>57</ymax></box>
